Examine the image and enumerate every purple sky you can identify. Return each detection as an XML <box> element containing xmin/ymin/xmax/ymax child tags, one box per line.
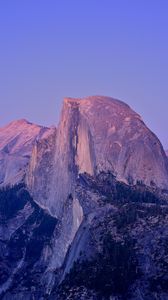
<box><xmin>0</xmin><ymin>1</ymin><xmax>168</xmax><ymax>148</ymax></box>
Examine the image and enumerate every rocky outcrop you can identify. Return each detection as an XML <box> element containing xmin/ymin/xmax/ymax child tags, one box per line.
<box><xmin>0</xmin><ymin>119</ymin><xmax>51</xmax><ymax>186</ymax></box>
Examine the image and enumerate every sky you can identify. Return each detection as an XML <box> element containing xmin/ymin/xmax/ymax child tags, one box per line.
<box><xmin>0</xmin><ymin>0</ymin><xmax>168</xmax><ymax>148</ymax></box>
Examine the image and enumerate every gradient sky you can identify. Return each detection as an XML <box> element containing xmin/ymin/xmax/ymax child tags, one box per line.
<box><xmin>0</xmin><ymin>1</ymin><xmax>168</xmax><ymax>148</ymax></box>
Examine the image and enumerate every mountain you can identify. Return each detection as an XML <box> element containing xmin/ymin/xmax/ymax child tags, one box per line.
<box><xmin>27</xmin><ymin>96</ymin><xmax>168</xmax><ymax>215</ymax></box>
<box><xmin>0</xmin><ymin>119</ymin><xmax>53</xmax><ymax>186</ymax></box>
<box><xmin>1</xmin><ymin>96</ymin><xmax>168</xmax><ymax>299</ymax></box>
<box><xmin>165</xmin><ymin>150</ymin><xmax>168</xmax><ymax>157</ymax></box>
<box><xmin>25</xmin><ymin>96</ymin><xmax>168</xmax><ymax>286</ymax></box>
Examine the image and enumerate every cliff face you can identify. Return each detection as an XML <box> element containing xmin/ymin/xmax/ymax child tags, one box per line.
<box><xmin>0</xmin><ymin>119</ymin><xmax>51</xmax><ymax>186</ymax></box>
<box><xmin>26</xmin><ymin>127</ymin><xmax>56</xmax><ymax>213</ymax></box>
<box><xmin>26</xmin><ymin>102</ymin><xmax>84</xmax><ymax>270</ymax></box>
<box><xmin>27</xmin><ymin>96</ymin><xmax>168</xmax><ymax>216</ymax></box>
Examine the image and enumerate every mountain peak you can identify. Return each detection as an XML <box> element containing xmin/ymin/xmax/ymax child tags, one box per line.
<box><xmin>63</xmin><ymin>95</ymin><xmax>142</xmax><ymax>122</ymax></box>
<box><xmin>11</xmin><ymin>118</ymin><xmax>30</xmax><ymax>125</ymax></box>
<box><xmin>2</xmin><ymin>118</ymin><xmax>31</xmax><ymax>128</ymax></box>
<box><xmin>64</xmin><ymin>95</ymin><xmax>132</xmax><ymax>108</ymax></box>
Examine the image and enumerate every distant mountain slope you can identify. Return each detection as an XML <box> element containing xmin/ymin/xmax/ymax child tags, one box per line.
<box><xmin>0</xmin><ymin>119</ymin><xmax>53</xmax><ymax>186</ymax></box>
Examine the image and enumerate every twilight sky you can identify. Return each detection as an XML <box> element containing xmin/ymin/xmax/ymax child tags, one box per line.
<box><xmin>0</xmin><ymin>1</ymin><xmax>168</xmax><ymax>148</ymax></box>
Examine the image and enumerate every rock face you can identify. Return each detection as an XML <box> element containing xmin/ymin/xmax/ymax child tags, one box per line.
<box><xmin>27</xmin><ymin>96</ymin><xmax>168</xmax><ymax>216</ymax></box>
<box><xmin>26</xmin><ymin>126</ymin><xmax>57</xmax><ymax>213</ymax></box>
<box><xmin>0</xmin><ymin>119</ymin><xmax>51</xmax><ymax>186</ymax></box>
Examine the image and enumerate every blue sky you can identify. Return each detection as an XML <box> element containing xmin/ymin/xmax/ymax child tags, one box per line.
<box><xmin>0</xmin><ymin>0</ymin><xmax>168</xmax><ymax>147</ymax></box>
